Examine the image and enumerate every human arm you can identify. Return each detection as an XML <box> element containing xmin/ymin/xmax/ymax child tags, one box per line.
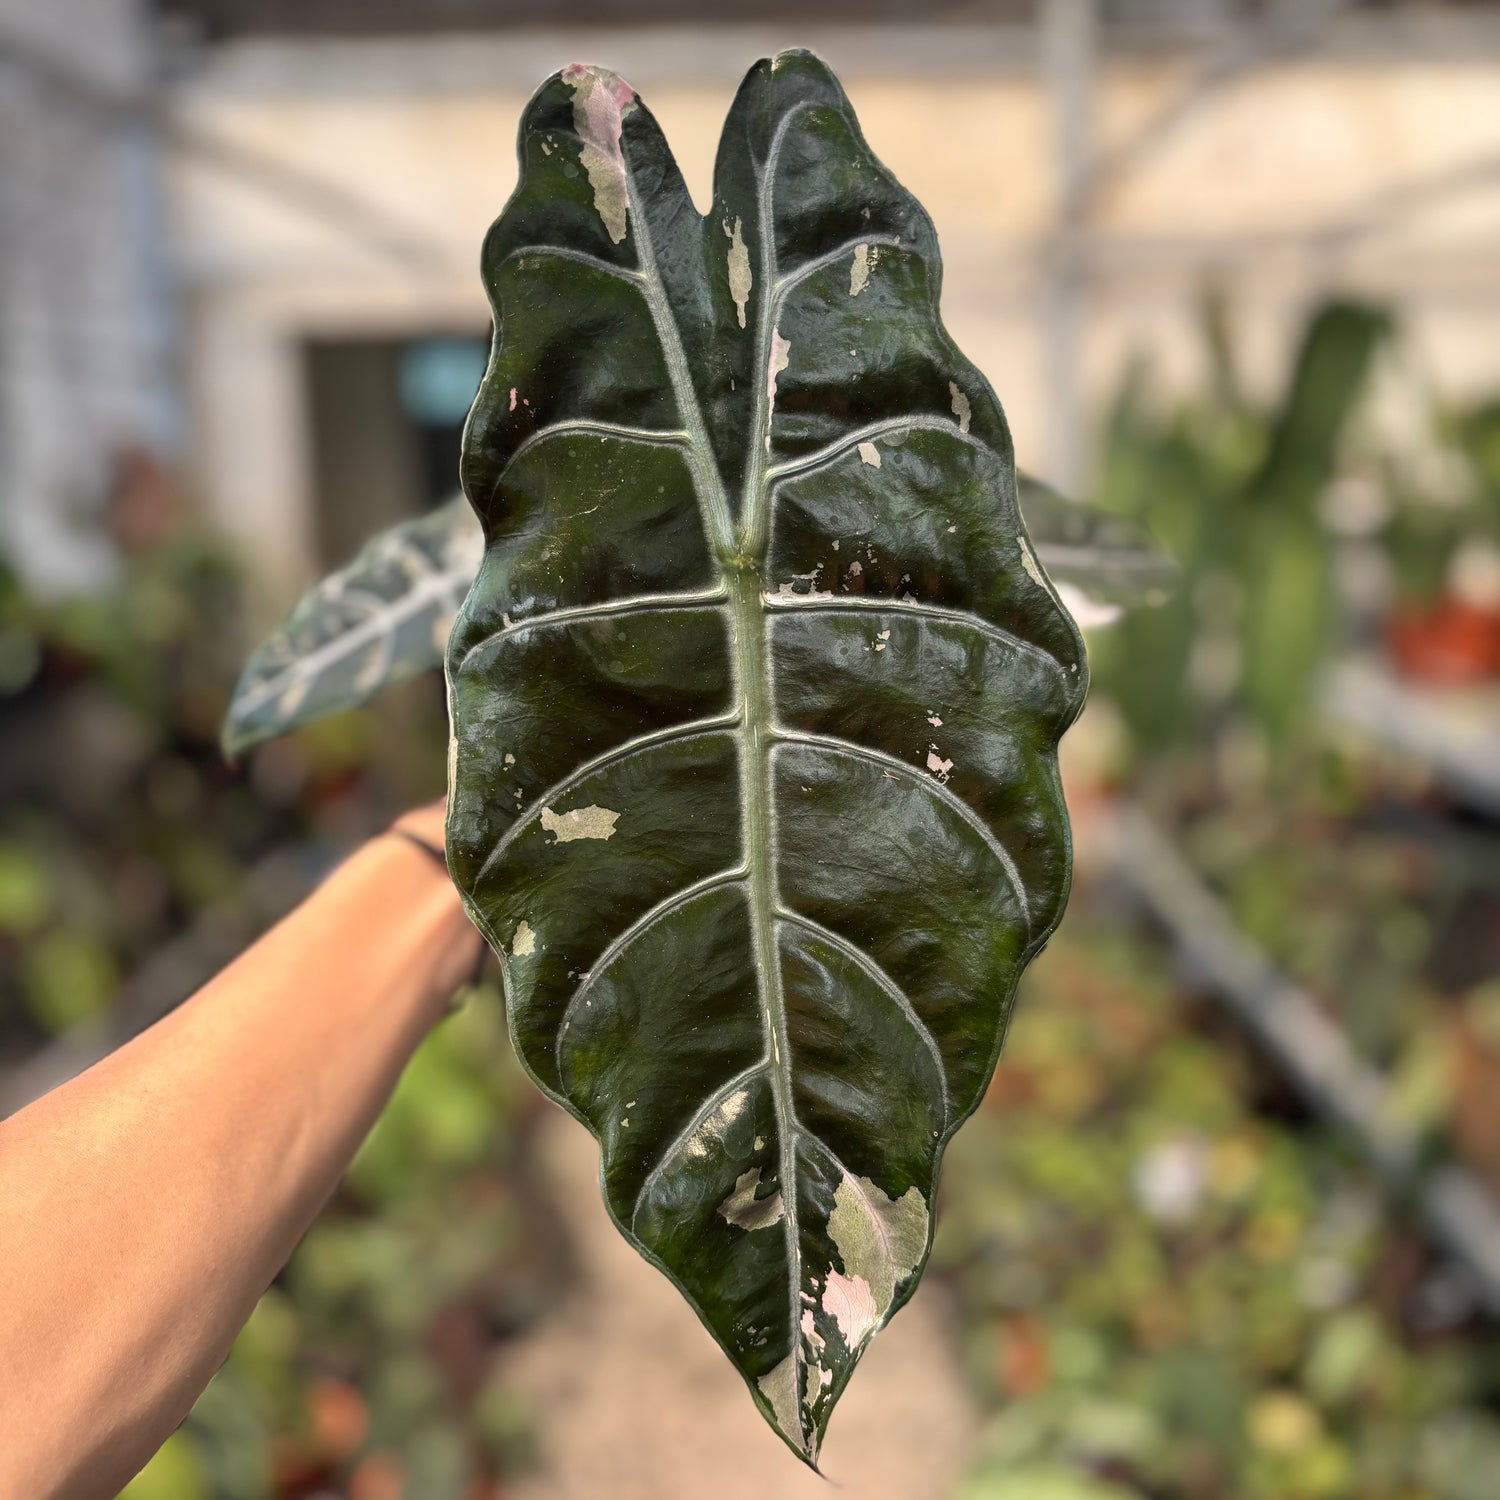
<box><xmin>0</xmin><ymin>806</ymin><xmax>483</xmax><ymax>1500</ymax></box>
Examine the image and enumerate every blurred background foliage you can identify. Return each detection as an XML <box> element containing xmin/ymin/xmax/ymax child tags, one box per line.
<box><xmin>4</xmin><ymin>1</ymin><xmax>1500</xmax><ymax>1490</ymax></box>
<box><xmin>2</xmin><ymin>290</ymin><xmax>1498</xmax><ymax>1499</ymax></box>
<box><xmin>1089</xmin><ymin>296</ymin><xmax>1499</xmax><ymax>755</ymax></box>
<box><xmin>0</xmin><ymin>535</ymin><xmax>562</xmax><ymax>1499</ymax></box>
<box><xmin>939</xmin><ymin>920</ymin><xmax>1500</xmax><ymax>1500</ymax></box>
<box><xmin>933</xmin><ymin>294</ymin><xmax>1500</xmax><ymax>1500</ymax></box>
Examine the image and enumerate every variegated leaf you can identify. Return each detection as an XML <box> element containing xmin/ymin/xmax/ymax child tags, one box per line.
<box><xmin>1018</xmin><ymin>473</ymin><xmax>1178</xmax><ymax>627</ymax></box>
<box><xmin>445</xmin><ymin>52</ymin><xmax>1086</xmax><ymax>1465</ymax></box>
<box><xmin>222</xmin><ymin>496</ymin><xmax>481</xmax><ymax>755</ymax></box>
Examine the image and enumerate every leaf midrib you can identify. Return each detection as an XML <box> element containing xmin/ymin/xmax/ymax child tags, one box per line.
<box><xmin>617</xmin><ymin>106</ymin><xmax>813</xmax><ymax>1450</ymax></box>
<box><xmin>729</xmin><ymin>98</ymin><xmax>820</xmax><ymax>1446</ymax></box>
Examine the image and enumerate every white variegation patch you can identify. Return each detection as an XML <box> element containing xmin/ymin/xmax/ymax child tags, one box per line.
<box><xmin>948</xmin><ymin>380</ymin><xmax>972</xmax><ymax>434</ymax></box>
<box><xmin>802</xmin><ymin>1358</ymin><xmax>834</xmax><ymax>1416</ymax></box>
<box><xmin>683</xmin><ymin>1087</ymin><xmax>750</xmax><ymax>1160</ymax></box>
<box><xmin>716</xmin><ymin>1167</ymin><xmax>785</xmax><ymax>1232</ymax></box>
<box><xmin>799</xmin><ymin>1305</ymin><xmax>825</xmax><ymax>1355</ymax></box>
<box><xmin>724</xmin><ymin>215</ymin><xmax>752</xmax><ymax>328</ymax></box>
<box><xmin>757</xmin><ymin>1354</ymin><xmax>803</xmax><ymax>1454</ymax></box>
<box><xmin>1019</xmin><ymin>537</ymin><xmax>1046</xmax><ymax>589</ymax></box>
<box><xmin>765</xmin><ymin>328</ymin><xmax>791</xmax><ymax>452</ymax></box>
<box><xmin>562</xmin><ymin>64</ymin><xmax>636</xmax><ymax>244</ymax></box>
<box><xmin>822</xmin><ymin>1268</ymin><xmax>879</xmax><ymax>1348</ymax></box>
<box><xmin>821</xmin><ymin>1172</ymin><xmax>928</xmax><ymax>1351</ymax></box>
<box><xmin>540</xmin><ymin>804</ymin><xmax>620</xmax><ymax>842</ymax></box>
<box><xmin>848</xmin><ymin>241</ymin><xmax>874</xmax><ymax>296</ymax></box>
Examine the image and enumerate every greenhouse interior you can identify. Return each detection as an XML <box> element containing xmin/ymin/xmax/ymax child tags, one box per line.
<box><xmin>3</xmin><ymin>2</ymin><xmax>1500</xmax><ymax>1497</ymax></box>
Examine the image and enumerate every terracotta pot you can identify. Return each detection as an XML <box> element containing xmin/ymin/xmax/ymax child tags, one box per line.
<box><xmin>1386</xmin><ymin>598</ymin><xmax>1500</xmax><ymax>685</ymax></box>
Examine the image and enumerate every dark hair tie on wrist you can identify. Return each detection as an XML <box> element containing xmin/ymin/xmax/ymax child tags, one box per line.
<box><xmin>386</xmin><ymin>828</ymin><xmax>489</xmax><ymax>989</ymax></box>
<box><xmin>387</xmin><ymin>826</ymin><xmax>448</xmax><ymax>872</ymax></box>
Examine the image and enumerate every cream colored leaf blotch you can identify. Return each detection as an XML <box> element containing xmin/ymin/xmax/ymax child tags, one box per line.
<box><xmin>683</xmin><ymin>1087</ymin><xmax>750</xmax><ymax>1160</ymax></box>
<box><xmin>821</xmin><ymin>1173</ymin><xmax>928</xmax><ymax>1351</ymax></box>
<box><xmin>948</xmin><ymin>380</ymin><xmax>971</xmax><ymax>434</ymax></box>
<box><xmin>758</xmin><ymin>1355</ymin><xmax>803</xmax><ymax>1455</ymax></box>
<box><xmin>540</xmin><ymin>804</ymin><xmax>620</xmax><ymax>842</ymax></box>
<box><xmin>563</xmin><ymin>65</ymin><xmax>635</xmax><ymax>244</ymax></box>
<box><xmin>724</xmin><ymin>216</ymin><xmax>752</xmax><ymax>328</ymax></box>
<box><xmin>849</xmin><ymin>241</ymin><xmax>875</xmax><ymax>296</ymax></box>
<box><xmin>1019</xmin><ymin>537</ymin><xmax>1046</xmax><ymax>589</ymax></box>
<box><xmin>716</xmin><ymin>1167</ymin><xmax>785</xmax><ymax>1232</ymax></box>
<box><xmin>765</xmin><ymin>329</ymin><xmax>791</xmax><ymax>452</ymax></box>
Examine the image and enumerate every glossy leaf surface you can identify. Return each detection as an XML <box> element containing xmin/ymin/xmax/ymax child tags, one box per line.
<box><xmin>222</xmin><ymin>489</ymin><xmax>1163</xmax><ymax>753</ymax></box>
<box><xmin>445</xmin><ymin>52</ymin><xmax>1086</xmax><ymax>1462</ymax></box>
<box><xmin>222</xmin><ymin>497</ymin><xmax>481</xmax><ymax>754</ymax></box>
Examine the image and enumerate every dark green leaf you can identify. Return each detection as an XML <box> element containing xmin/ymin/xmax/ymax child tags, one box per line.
<box><xmin>218</xmin><ymin>476</ymin><xmax>1157</xmax><ymax>759</ymax></box>
<box><xmin>221</xmin><ymin>497</ymin><xmax>481</xmax><ymax>755</ymax></box>
<box><xmin>445</xmin><ymin>52</ymin><xmax>1085</xmax><ymax>1463</ymax></box>
<box><xmin>1018</xmin><ymin>474</ymin><xmax>1179</xmax><ymax>620</ymax></box>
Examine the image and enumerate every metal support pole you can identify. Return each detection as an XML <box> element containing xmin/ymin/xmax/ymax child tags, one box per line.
<box><xmin>1040</xmin><ymin>0</ymin><xmax>1097</xmax><ymax>498</ymax></box>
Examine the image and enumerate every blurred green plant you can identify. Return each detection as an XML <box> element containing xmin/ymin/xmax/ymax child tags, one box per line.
<box><xmin>936</xmin><ymin>918</ymin><xmax>1500</xmax><ymax>1500</ymax></box>
<box><xmin>0</xmin><ymin>539</ymin><xmax>545</xmax><ymax>1498</ymax></box>
<box><xmin>1080</xmin><ymin>295</ymin><xmax>1500</xmax><ymax>1092</ymax></box>
<box><xmin>1088</xmin><ymin>300</ymin><xmax>1393</xmax><ymax>752</ymax></box>
<box><xmin>0</xmin><ymin>539</ymin><xmax>261</xmax><ymax>1042</ymax></box>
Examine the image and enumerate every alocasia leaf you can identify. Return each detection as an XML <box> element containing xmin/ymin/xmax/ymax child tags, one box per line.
<box><xmin>221</xmin><ymin>490</ymin><xmax>1164</xmax><ymax>754</ymax></box>
<box><xmin>444</xmin><ymin>51</ymin><xmax>1086</xmax><ymax>1464</ymax></box>
<box><xmin>1018</xmin><ymin>473</ymin><xmax>1179</xmax><ymax>624</ymax></box>
<box><xmin>221</xmin><ymin>496</ymin><xmax>481</xmax><ymax>754</ymax></box>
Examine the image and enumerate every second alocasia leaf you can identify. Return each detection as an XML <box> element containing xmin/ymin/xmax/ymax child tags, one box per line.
<box><xmin>446</xmin><ymin>51</ymin><xmax>1086</xmax><ymax>1463</ymax></box>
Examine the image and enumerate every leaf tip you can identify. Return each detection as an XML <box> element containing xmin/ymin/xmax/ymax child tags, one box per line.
<box><xmin>766</xmin><ymin>46</ymin><xmax>822</xmax><ymax>72</ymax></box>
<box><xmin>559</xmin><ymin>63</ymin><xmax>636</xmax><ymax>244</ymax></box>
<box><xmin>755</xmin><ymin>1352</ymin><xmax>828</xmax><ymax>1469</ymax></box>
<box><xmin>218</xmin><ymin>713</ymin><xmax>254</xmax><ymax>763</ymax></box>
